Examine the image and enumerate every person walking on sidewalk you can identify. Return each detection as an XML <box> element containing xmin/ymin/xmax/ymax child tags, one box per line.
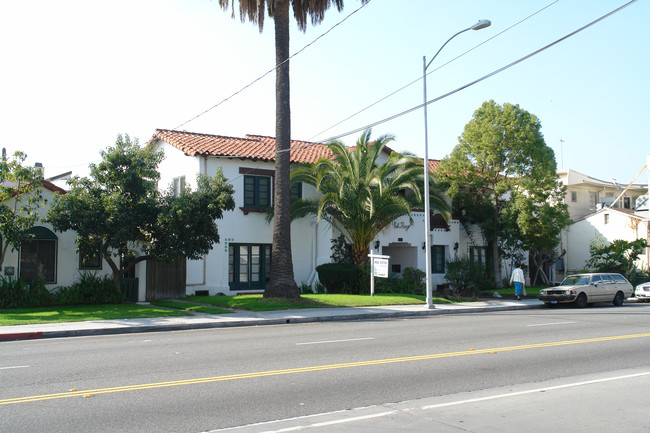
<box><xmin>510</xmin><ymin>262</ymin><xmax>526</xmax><ymax>300</ymax></box>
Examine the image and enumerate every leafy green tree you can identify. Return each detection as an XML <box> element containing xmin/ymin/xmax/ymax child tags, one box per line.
<box><xmin>47</xmin><ymin>134</ymin><xmax>235</xmax><ymax>290</ymax></box>
<box><xmin>290</xmin><ymin>129</ymin><xmax>449</xmax><ymax>265</ymax></box>
<box><xmin>0</xmin><ymin>151</ymin><xmax>47</xmax><ymax>269</ymax></box>
<box><xmin>437</xmin><ymin>100</ymin><xmax>569</xmax><ymax>287</ymax></box>
<box><xmin>586</xmin><ymin>236</ymin><xmax>648</xmax><ymax>276</ymax></box>
<box><xmin>218</xmin><ymin>0</ymin><xmax>368</xmax><ymax>299</ymax></box>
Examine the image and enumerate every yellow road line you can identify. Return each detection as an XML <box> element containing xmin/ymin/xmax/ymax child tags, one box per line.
<box><xmin>3</xmin><ymin>332</ymin><xmax>650</xmax><ymax>406</ymax></box>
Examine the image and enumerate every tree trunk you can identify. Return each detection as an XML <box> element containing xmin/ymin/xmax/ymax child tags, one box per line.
<box><xmin>264</xmin><ymin>0</ymin><xmax>300</xmax><ymax>299</ymax></box>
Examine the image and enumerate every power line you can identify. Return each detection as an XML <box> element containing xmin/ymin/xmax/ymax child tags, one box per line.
<box><xmin>325</xmin><ymin>0</ymin><xmax>638</xmax><ymax>143</ymax></box>
<box><xmin>232</xmin><ymin>0</ymin><xmax>638</xmax><ymax>161</ymax></box>
<box><xmin>172</xmin><ymin>0</ymin><xmax>373</xmax><ymax>131</ymax></box>
<box><xmin>307</xmin><ymin>0</ymin><xmax>560</xmax><ymax>142</ymax></box>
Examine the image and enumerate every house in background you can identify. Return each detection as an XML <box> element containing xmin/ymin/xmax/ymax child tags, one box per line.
<box><xmin>556</xmin><ymin>157</ymin><xmax>650</xmax><ymax>279</ymax></box>
<box><xmin>148</xmin><ymin>129</ymin><xmax>490</xmax><ymax>296</ymax></box>
<box><xmin>0</xmin><ymin>177</ymin><xmax>117</xmax><ymax>290</ymax></box>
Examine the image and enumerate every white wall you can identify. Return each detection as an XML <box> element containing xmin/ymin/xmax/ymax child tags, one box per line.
<box><xmin>567</xmin><ymin>209</ymin><xmax>649</xmax><ymax>272</ymax></box>
<box><xmin>1</xmin><ymin>187</ymin><xmax>114</xmax><ymax>290</ymax></box>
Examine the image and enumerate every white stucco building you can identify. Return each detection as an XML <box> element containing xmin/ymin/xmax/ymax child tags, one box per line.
<box><xmin>148</xmin><ymin>129</ymin><xmax>491</xmax><ymax>296</ymax></box>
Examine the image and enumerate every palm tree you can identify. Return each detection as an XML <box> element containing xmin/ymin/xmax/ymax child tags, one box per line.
<box><xmin>219</xmin><ymin>0</ymin><xmax>367</xmax><ymax>299</ymax></box>
<box><xmin>291</xmin><ymin>129</ymin><xmax>450</xmax><ymax>265</ymax></box>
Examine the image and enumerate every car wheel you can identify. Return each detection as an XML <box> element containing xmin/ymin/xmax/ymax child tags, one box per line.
<box><xmin>613</xmin><ymin>291</ymin><xmax>625</xmax><ymax>306</ymax></box>
<box><xmin>574</xmin><ymin>293</ymin><xmax>588</xmax><ymax>308</ymax></box>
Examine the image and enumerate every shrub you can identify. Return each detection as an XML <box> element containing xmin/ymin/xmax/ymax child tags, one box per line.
<box><xmin>445</xmin><ymin>257</ymin><xmax>489</xmax><ymax>299</ymax></box>
<box><xmin>316</xmin><ymin>263</ymin><xmax>362</xmax><ymax>294</ymax></box>
<box><xmin>54</xmin><ymin>273</ymin><xmax>123</xmax><ymax>305</ymax></box>
<box><xmin>0</xmin><ymin>277</ymin><xmax>54</xmax><ymax>309</ymax></box>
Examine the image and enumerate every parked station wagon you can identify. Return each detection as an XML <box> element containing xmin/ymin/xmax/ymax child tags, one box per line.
<box><xmin>538</xmin><ymin>273</ymin><xmax>633</xmax><ymax>307</ymax></box>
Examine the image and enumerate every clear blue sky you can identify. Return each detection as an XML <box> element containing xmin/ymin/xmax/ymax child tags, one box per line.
<box><xmin>1</xmin><ymin>0</ymin><xmax>648</xmax><ymax>185</ymax></box>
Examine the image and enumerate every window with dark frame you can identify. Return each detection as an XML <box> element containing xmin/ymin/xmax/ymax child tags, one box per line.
<box><xmin>290</xmin><ymin>182</ymin><xmax>302</xmax><ymax>202</ymax></box>
<box><xmin>244</xmin><ymin>175</ymin><xmax>271</xmax><ymax>208</ymax></box>
<box><xmin>228</xmin><ymin>243</ymin><xmax>272</xmax><ymax>290</ymax></box>
<box><xmin>431</xmin><ymin>245</ymin><xmax>445</xmax><ymax>274</ymax></box>
<box><xmin>470</xmin><ymin>246</ymin><xmax>488</xmax><ymax>270</ymax></box>
<box><xmin>19</xmin><ymin>227</ymin><xmax>58</xmax><ymax>284</ymax></box>
<box><xmin>79</xmin><ymin>239</ymin><xmax>102</xmax><ymax>270</ymax></box>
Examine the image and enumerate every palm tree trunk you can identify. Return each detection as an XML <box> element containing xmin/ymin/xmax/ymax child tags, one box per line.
<box><xmin>264</xmin><ymin>0</ymin><xmax>300</xmax><ymax>298</ymax></box>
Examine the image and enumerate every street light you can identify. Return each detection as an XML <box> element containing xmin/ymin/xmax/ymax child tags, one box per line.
<box><xmin>423</xmin><ymin>19</ymin><xmax>491</xmax><ymax>309</ymax></box>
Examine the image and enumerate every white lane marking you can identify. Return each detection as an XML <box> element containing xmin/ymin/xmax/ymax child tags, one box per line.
<box><xmin>421</xmin><ymin>371</ymin><xmax>650</xmax><ymax>410</ymax></box>
<box><xmin>0</xmin><ymin>365</ymin><xmax>29</xmax><ymax>370</ymax></box>
<box><xmin>295</xmin><ymin>337</ymin><xmax>375</xmax><ymax>346</ymax></box>
<box><xmin>258</xmin><ymin>411</ymin><xmax>398</xmax><ymax>432</ymax></box>
<box><xmin>527</xmin><ymin>321</ymin><xmax>576</xmax><ymax>327</ymax></box>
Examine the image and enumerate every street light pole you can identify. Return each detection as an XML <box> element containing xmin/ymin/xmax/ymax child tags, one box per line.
<box><xmin>423</xmin><ymin>19</ymin><xmax>491</xmax><ymax>309</ymax></box>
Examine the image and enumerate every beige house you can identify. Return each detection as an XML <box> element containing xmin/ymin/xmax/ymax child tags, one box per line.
<box><xmin>556</xmin><ymin>158</ymin><xmax>649</xmax><ymax>280</ymax></box>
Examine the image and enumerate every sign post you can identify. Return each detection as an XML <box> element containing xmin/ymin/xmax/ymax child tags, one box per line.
<box><xmin>368</xmin><ymin>250</ymin><xmax>390</xmax><ymax>296</ymax></box>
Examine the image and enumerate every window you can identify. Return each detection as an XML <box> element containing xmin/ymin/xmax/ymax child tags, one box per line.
<box><xmin>172</xmin><ymin>176</ymin><xmax>186</xmax><ymax>197</ymax></box>
<box><xmin>20</xmin><ymin>226</ymin><xmax>57</xmax><ymax>283</ymax></box>
<box><xmin>571</xmin><ymin>191</ymin><xmax>577</xmax><ymax>202</ymax></box>
<box><xmin>244</xmin><ymin>175</ymin><xmax>271</xmax><ymax>208</ymax></box>
<box><xmin>431</xmin><ymin>245</ymin><xmax>445</xmax><ymax>274</ymax></box>
<box><xmin>555</xmin><ymin>258</ymin><xmax>564</xmax><ymax>271</ymax></box>
<box><xmin>290</xmin><ymin>182</ymin><xmax>302</xmax><ymax>202</ymax></box>
<box><xmin>79</xmin><ymin>239</ymin><xmax>102</xmax><ymax>270</ymax></box>
<box><xmin>604</xmin><ymin>213</ymin><xmax>609</xmax><ymax>224</ymax></box>
<box><xmin>229</xmin><ymin>244</ymin><xmax>272</xmax><ymax>290</ymax></box>
<box><xmin>589</xmin><ymin>191</ymin><xmax>598</xmax><ymax>209</ymax></box>
<box><xmin>623</xmin><ymin>197</ymin><xmax>631</xmax><ymax>209</ymax></box>
<box><xmin>470</xmin><ymin>246</ymin><xmax>488</xmax><ymax>268</ymax></box>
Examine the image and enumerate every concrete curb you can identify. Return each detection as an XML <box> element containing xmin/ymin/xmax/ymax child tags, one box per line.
<box><xmin>0</xmin><ymin>302</ymin><xmax>544</xmax><ymax>342</ymax></box>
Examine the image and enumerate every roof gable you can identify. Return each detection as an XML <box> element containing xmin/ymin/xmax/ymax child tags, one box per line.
<box><xmin>149</xmin><ymin>129</ymin><xmax>333</xmax><ymax>164</ymax></box>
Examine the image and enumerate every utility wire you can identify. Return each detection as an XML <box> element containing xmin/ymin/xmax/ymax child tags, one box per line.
<box><xmin>307</xmin><ymin>0</ymin><xmax>560</xmax><ymax>142</ymax></box>
<box><xmin>172</xmin><ymin>0</ymin><xmax>372</xmax><ymax>131</ymax></box>
<box><xmin>225</xmin><ymin>0</ymin><xmax>638</xmax><ymax>161</ymax></box>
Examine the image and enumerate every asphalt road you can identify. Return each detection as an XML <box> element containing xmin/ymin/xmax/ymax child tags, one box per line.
<box><xmin>2</xmin><ymin>303</ymin><xmax>650</xmax><ymax>432</ymax></box>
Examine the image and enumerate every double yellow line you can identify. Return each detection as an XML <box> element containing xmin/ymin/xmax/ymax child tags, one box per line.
<box><xmin>3</xmin><ymin>332</ymin><xmax>650</xmax><ymax>406</ymax></box>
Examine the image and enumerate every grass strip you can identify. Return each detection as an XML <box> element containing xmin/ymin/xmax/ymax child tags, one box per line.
<box><xmin>184</xmin><ymin>293</ymin><xmax>450</xmax><ymax>311</ymax></box>
<box><xmin>0</xmin><ymin>304</ymin><xmax>192</xmax><ymax>326</ymax></box>
<box><xmin>150</xmin><ymin>300</ymin><xmax>233</xmax><ymax>315</ymax></box>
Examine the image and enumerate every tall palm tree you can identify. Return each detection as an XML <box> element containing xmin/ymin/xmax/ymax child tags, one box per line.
<box><xmin>219</xmin><ymin>0</ymin><xmax>367</xmax><ymax>298</ymax></box>
<box><xmin>291</xmin><ymin>129</ymin><xmax>450</xmax><ymax>265</ymax></box>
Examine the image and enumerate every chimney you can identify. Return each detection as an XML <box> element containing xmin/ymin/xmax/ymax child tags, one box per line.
<box><xmin>34</xmin><ymin>162</ymin><xmax>44</xmax><ymax>179</ymax></box>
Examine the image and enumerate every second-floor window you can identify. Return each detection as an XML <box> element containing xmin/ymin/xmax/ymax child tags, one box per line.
<box><xmin>571</xmin><ymin>191</ymin><xmax>577</xmax><ymax>202</ymax></box>
<box><xmin>244</xmin><ymin>175</ymin><xmax>271</xmax><ymax>208</ymax></box>
<box><xmin>290</xmin><ymin>182</ymin><xmax>302</xmax><ymax>202</ymax></box>
<box><xmin>172</xmin><ymin>176</ymin><xmax>185</xmax><ymax>197</ymax></box>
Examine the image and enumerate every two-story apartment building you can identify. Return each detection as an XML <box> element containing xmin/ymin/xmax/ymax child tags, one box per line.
<box><xmin>148</xmin><ymin>129</ymin><xmax>484</xmax><ymax>296</ymax></box>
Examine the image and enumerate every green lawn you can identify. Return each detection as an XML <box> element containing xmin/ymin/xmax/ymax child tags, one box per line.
<box><xmin>184</xmin><ymin>293</ymin><xmax>451</xmax><ymax>311</ymax></box>
<box><xmin>150</xmin><ymin>300</ymin><xmax>233</xmax><ymax>315</ymax></box>
<box><xmin>0</xmin><ymin>304</ymin><xmax>192</xmax><ymax>326</ymax></box>
<box><xmin>1</xmin><ymin>293</ymin><xmax>451</xmax><ymax>326</ymax></box>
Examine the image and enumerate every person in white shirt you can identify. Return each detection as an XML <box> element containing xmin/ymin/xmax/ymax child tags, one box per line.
<box><xmin>509</xmin><ymin>262</ymin><xmax>526</xmax><ymax>300</ymax></box>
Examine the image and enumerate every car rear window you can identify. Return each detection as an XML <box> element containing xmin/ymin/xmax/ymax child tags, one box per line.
<box><xmin>612</xmin><ymin>274</ymin><xmax>626</xmax><ymax>283</ymax></box>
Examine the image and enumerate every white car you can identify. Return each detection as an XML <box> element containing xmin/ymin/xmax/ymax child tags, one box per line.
<box><xmin>635</xmin><ymin>282</ymin><xmax>650</xmax><ymax>301</ymax></box>
<box><xmin>539</xmin><ymin>273</ymin><xmax>633</xmax><ymax>307</ymax></box>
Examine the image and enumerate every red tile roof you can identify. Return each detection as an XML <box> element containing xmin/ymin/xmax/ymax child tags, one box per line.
<box><xmin>149</xmin><ymin>129</ymin><xmax>333</xmax><ymax>163</ymax></box>
<box><xmin>148</xmin><ymin>129</ymin><xmax>441</xmax><ymax>173</ymax></box>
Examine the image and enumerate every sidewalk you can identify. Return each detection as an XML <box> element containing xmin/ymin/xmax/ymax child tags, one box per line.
<box><xmin>0</xmin><ymin>299</ymin><xmax>544</xmax><ymax>342</ymax></box>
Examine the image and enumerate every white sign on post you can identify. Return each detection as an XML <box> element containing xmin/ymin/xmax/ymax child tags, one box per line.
<box><xmin>373</xmin><ymin>257</ymin><xmax>389</xmax><ymax>278</ymax></box>
<box><xmin>368</xmin><ymin>250</ymin><xmax>390</xmax><ymax>297</ymax></box>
